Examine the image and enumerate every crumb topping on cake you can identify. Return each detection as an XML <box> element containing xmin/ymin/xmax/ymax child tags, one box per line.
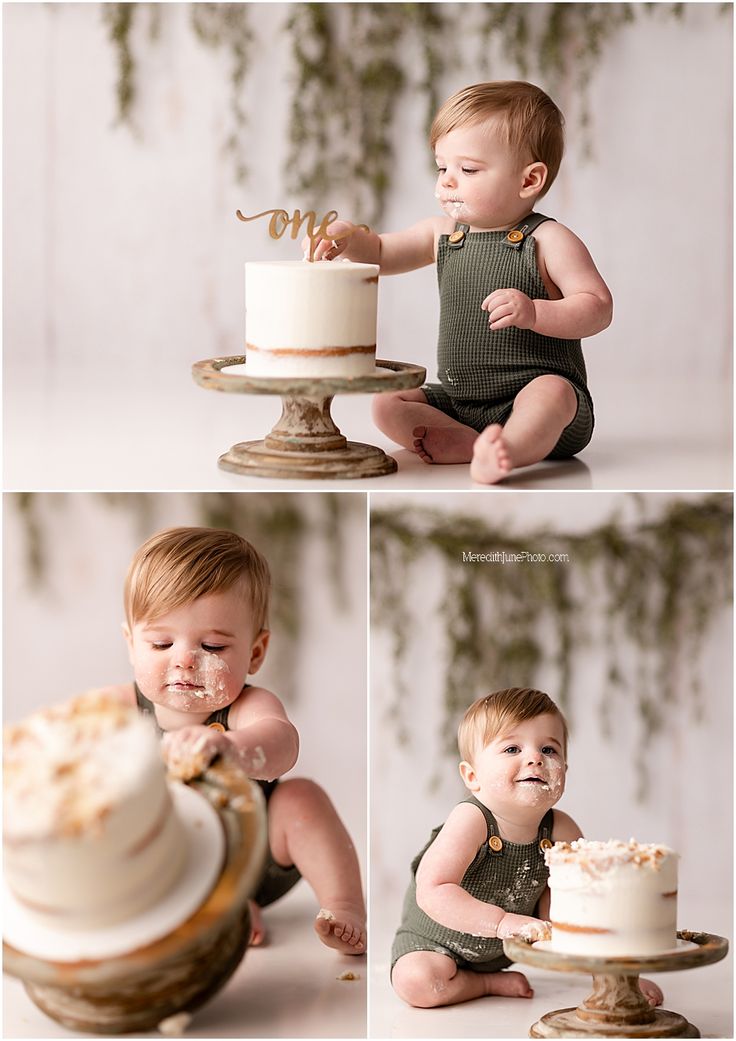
<box><xmin>3</xmin><ymin>691</ymin><xmax>160</xmax><ymax>840</ymax></box>
<box><xmin>545</xmin><ymin>838</ymin><xmax>676</xmax><ymax>874</ymax></box>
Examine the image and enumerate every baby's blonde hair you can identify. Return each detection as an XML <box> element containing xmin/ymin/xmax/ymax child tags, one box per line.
<box><xmin>430</xmin><ymin>81</ymin><xmax>565</xmax><ymax>198</ymax></box>
<box><xmin>458</xmin><ymin>687</ymin><xmax>568</xmax><ymax>763</ymax></box>
<box><xmin>124</xmin><ymin>526</ymin><xmax>270</xmax><ymax>632</ymax></box>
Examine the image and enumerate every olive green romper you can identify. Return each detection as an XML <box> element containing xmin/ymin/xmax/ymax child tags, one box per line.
<box><xmin>391</xmin><ymin>796</ymin><xmax>553</xmax><ymax>974</ymax></box>
<box><xmin>423</xmin><ymin>212</ymin><xmax>594</xmax><ymax>458</ymax></box>
<box><xmin>135</xmin><ymin>683</ymin><xmax>301</xmax><ymax>907</ymax></box>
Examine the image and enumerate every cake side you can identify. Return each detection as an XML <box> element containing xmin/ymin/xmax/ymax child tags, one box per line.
<box><xmin>244</xmin><ymin>260</ymin><xmax>379</xmax><ymax>377</ymax></box>
<box><xmin>3</xmin><ymin>691</ymin><xmax>185</xmax><ymax>929</ymax></box>
<box><xmin>545</xmin><ymin>839</ymin><xmax>678</xmax><ymax>956</ymax></box>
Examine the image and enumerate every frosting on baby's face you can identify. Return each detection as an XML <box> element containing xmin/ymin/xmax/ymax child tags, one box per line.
<box><xmin>460</xmin><ymin>712</ymin><xmax>567</xmax><ymax>818</ymax></box>
<box><xmin>126</xmin><ymin>588</ymin><xmax>267</xmax><ymax>716</ymax></box>
<box><xmin>434</xmin><ymin>117</ymin><xmax>542</xmax><ymax>232</ymax></box>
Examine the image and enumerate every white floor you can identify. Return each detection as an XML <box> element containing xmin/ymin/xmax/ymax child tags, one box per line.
<box><xmin>4</xmin><ymin>370</ymin><xmax>732</xmax><ymax>491</ymax></box>
<box><xmin>370</xmin><ymin>908</ymin><xmax>733</xmax><ymax>1039</ymax></box>
<box><xmin>3</xmin><ymin>887</ymin><xmax>366</xmax><ymax>1039</ymax></box>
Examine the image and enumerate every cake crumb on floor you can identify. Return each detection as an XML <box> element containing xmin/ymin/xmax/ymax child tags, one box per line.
<box><xmin>158</xmin><ymin>1011</ymin><xmax>192</xmax><ymax>1035</ymax></box>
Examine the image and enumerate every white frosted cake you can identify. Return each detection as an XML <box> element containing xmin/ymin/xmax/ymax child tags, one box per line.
<box><xmin>3</xmin><ymin>691</ymin><xmax>186</xmax><ymax>930</ymax></box>
<box><xmin>545</xmin><ymin>839</ymin><xmax>678</xmax><ymax>956</ymax></box>
<box><xmin>244</xmin><ymin>259</ymin><xmax>379</xmax><ymax>377</ymax></box>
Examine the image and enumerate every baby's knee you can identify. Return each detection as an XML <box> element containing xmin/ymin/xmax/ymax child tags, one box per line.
<box><xmin>526</xmin><ymin>375</ymin><xmax>577</xmax><ymax>413</ymax></box>
<box><xmin>391</xmin><ymin>955</ymin><xmax>452</xmax><ymax>1008</ymax></box>
<box><xmin>271</xmin><ymin>776</ymin><xmax>329</xmax><ymax>814</ymax></box>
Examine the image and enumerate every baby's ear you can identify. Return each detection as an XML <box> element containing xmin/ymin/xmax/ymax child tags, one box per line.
<box><xmin>459</xmin><ymin>760</ymin><xmax>479</xmax><ymax>792</ymax></box>
<box><xmin>520</xmin><ymin>160</ymin><xmax>548</xmax><ymax>198</ymax></box>
<box><xmin>247</xmin><ymin>629</ymin><xmax>270</xmax><ymax>675</ymax></box>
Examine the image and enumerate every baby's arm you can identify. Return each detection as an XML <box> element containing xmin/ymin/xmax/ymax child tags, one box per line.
<box><xmin>415</xmin><ymin>803</ymin><xmax>549</xmax><ymax>942</ymax></box>
<box><xmin>163</xmin><ymin>686</ymin><xmax>299</xmax><ymax>782</ymax></box>
<box><xmin>307</xmin><ymin>216</ymin><xmax>452</xmax><ymax>275</ymax></box>
<box><xmin>482</xmin><ymin>222</ymin><xmax>613</xmax><ymax>339</ymax></box>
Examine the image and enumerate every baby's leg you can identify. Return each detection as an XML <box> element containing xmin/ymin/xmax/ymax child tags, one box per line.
<box><xmin>372</xmin><ymin>389</ymin><xmax>477</xmax><ymax>463</ymax></box>
<box><xmin>471</xmin><ymin>375</ymin><xmax>578</xmax><ymax>484</ymax></box>
<box><xmin>392</xmin><ymin>951</ymin><xmax>534</xmax><ymax>1008</ymax></box>
<box><xmin>268</xmin><ymin>778</ymin><xmax>366</xmax><ymax>955</ymax></box>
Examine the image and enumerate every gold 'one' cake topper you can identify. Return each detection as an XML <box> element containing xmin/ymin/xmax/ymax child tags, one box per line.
<box><xmin>236</xmin><ymin>207</ymin><xmax>370</xmax><ymax>262</ymax></box>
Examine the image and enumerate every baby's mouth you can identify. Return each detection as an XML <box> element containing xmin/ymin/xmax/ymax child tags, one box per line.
<box><xmin>517</xmin><ymin>775</ymin><xmax>549</xmax><ymax>787</ymax></box>
<box><xmin>166</xmin><ymin>680</ymin><xmax>205</xmax><ymax>693</ymax></box>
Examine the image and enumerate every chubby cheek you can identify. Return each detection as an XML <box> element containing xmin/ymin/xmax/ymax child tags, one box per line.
<box><xmin>135</xmin><ymin>652</ymin><xmax>240</xmax><ymax>712</ymax></box>
<box><xmin>544</xmin><ymin>759</ymin><xmax>566</xmax><ymax>798</ymax></box>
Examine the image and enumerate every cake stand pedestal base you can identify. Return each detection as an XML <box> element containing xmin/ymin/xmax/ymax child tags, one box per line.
<box><xmin>503</xmin><ymin>932</ymin><xmax>728</xmax><ymax>1040</ymax></box>
<box><xmin>192</xmin><ymin>357</ymin><xmax>426</xmax><ymax>480</ymax></box>
<box><xmin>529</xmin><ymin>971</ymin><xmax>698</xmax><ymax>1037</ymax></box>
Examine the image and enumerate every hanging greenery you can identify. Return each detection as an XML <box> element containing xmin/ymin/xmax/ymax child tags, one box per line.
<box><xmin>11</xmin><ymin>492</ymin><xmax>357</xmax><ymax>697</ymax></box>
<box><xmin>100</xmin><ymin>3</ymin><xmax>725</xmax><ymax>219</ymax></box>
<box><xmin>370</xmin><ymin>495</ymin><xmax>732</xmax><ymax>798</ymax></box>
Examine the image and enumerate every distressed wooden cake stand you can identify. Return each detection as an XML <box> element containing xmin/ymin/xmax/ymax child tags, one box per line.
<box><xmin>503</xmin><ymin>932</ymin><xmax>728</xmax><ymax>1038</ymax></box>
<box><xmin>192</xmin><ymin>356</ymin><xmax>426</xmax><ymax>479</ymax></box>
<box><xmin>4</xmin><ymin>764</ymin><xmax>267</xmax><ymax>1035</ymax></box>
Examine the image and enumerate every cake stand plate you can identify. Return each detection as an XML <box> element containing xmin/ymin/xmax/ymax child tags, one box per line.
<box><xmin>192</xmin><ymin>356</ymin><xmax>426</xmax><ymax>479</ymax></box>
<box><xmin>4</xmin><ymin>764</ymin><xmax>268</xmax><ymax>1035</ymax></box>
<box><xmin>504</xmin><ymin>932</ymin><xmax>728</xmax><ymax>1039</ymax></box>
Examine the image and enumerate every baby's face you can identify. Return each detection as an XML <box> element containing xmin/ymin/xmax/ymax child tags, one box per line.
<box><xmin>462</xmin><ymin>712</ymin><xmax>567</xmax><ymax>813</ymax></box>
<box><xmin>126</xmin><ymin>588</ymin><xmax>267</xmax><ymax>714</ymax></box>
<box><xmin>434</xmin><ymin>118</ymin><xmax>535</xmax><ymax>230</ymax></box>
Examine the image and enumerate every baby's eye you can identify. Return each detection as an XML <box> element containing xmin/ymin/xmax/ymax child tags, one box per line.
<box><xmin>151</xmin><ymin>642</ymin><xmax>172</xmax><ymax>650</ymax></box>
<box><xmin>503</xmin><ymin>745</ymin><xmax>520</xmax><ymax>754</ymax></box>
<box><xmin>436</xmin><ymin>166</ymin><xmax>446</xmax><ymax>174</ymax></box>
<box><xmin>202</xmin><ymin>643</ymin><xmax>226</xmax><ymax>653</ymax></box>
<box><xmin>461</xmin><ymin>167</ymin><xmax>479</xmax><ymax>175</ymax></box>
<box><xmin>542</xmin><ymin>746</ymin><xmax>558</xmax><ymax>756</ymax></box>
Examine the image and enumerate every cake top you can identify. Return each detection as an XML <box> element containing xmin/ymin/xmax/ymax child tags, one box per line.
<box><xmin>545</xmin><ymin>838</ymin><xmax>676</xmax><ymax>873</ymax></box>
<box><xmin>245</xmin><ymin>259</ymin><xmax>379</xmax><ymax>272</ymax></box>
<box><xmin>3</xmin><ymin>691</ymin><xmax>161</xmax><ymax>841</ymax></box>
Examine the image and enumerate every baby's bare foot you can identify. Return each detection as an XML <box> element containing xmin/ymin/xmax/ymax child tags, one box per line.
<box><xmin>470</xmin><ymin>424</ymin><xmax>514</xmax><ymax>484</ymax></box>
<box><xmin>484</xmin><ymin>969</ymin><xmax>534</xmax><ymax>999</ymax></box>
<box><xmin>412</xmin><ymin>425</ymin><xmax>476</xmax><ymax>465</ymax></box>
<box><xmin>248</xmin><ymin>900</ymin><xmax>267</xmax><ymax>947</ymax></box>
<box><xmin>639</xmin><ymin>977</ymin><xmax>663</xmax><ymax>1006</ymax></box>
<box><xmin>314</xmin><ymin>904</ymin><xmax>366</xmax><ymax>955</ymax></box>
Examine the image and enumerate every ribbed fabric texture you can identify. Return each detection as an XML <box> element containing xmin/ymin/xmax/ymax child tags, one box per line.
<box><xmin>423</xmin><ymin>212</ymin><xmax>595</xmax><ymax>457</ymax></box>
<box><xmin>392</xmin><ymin>796</ymin><xmax>553</xmax><ymax>972</ymax></box>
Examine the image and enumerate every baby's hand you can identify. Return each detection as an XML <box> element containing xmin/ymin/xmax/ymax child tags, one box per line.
<box><xmin>482</xmin><ymin>288</ymin><xmax>536</xmax><ymax>331</ymax></box>
<box><xmin>497</xmin><ymin>913</ymin><xmax>551</xmax><ymax>943</ymax></box>
<box><xmin>301</xmin><ymin>220</ymin><xmax>354</xmax><ymax>262</ymax></box>
<box><xmin>161</xmin><ymin>725</ymin><xmax>228</xmax><ymax>782</ymax></box>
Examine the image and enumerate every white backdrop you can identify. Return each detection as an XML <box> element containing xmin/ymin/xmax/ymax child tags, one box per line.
<box><xmin>2</xmin><ymin>492</ymin><xmax>368</xmax><ymax>870</ymax></box>
<box><xmin>370</xmin><ymin>492</ymin><xmax>733</xmax><ymax>940</ymax></box>
<box><xmin>3</xmin><ymin>3</ymin><xmax>732</xmax><ymax>489</ymax></box>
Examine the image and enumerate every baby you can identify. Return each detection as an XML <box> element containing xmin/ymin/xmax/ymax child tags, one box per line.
<box><xmin>308</xmin><ymin>80</ymin><xmax>612</xmax><ymax>484</ymax></box>
<box><xmin>103</xmin><ymin>525</ymin><xmax>365</xmax><ymax>955</ymax></box>
<box><xmin>390</xmin><ymin>688</ymin><xmax>662</xmax><ymax>1008</ymax></box>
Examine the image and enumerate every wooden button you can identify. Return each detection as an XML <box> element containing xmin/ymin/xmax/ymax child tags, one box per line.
<box><xmin>448</xmin><ymin>229</ymin><xmax>465</xmax><ymax>244</ymax></box>
<box><xmin>539</xmin><ymin>838</ymin><xmax>553</xmax><ymax>852</ymax></box>
<box><xmin>506</xmin><ymin>229</ymin><xmax>524</xmax><ymax>243</ymax></box>
<box><xmin>208</xmin><ymin>721</ymin><xmax>226</xmax><ymax>732</ymax></box>
<box><xmin>488</xmin><ymin>835</ymin><xmax>503</xmax><ymax>852</ymax></box>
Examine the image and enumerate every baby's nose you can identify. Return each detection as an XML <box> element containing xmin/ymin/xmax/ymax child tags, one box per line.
<box><xmin>175</xmin><ymin>647</ymin><xmax>198</xmax><ymax>668</ymax></box>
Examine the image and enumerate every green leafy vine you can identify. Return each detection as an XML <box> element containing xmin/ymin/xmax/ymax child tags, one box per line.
<box><xmin>370</xmin><ymin>495</ymin><xmax>732</xmax><ymax>798</ymax></box>
<box><xmin>11</xmin><ymin>492</ymin><xmax>356</xmax><ymax>697</ymax></box>
<box><xmin>100</xmin><ymin>3</ymin><xmax>726</xmax><ymax>219</ymax></box>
